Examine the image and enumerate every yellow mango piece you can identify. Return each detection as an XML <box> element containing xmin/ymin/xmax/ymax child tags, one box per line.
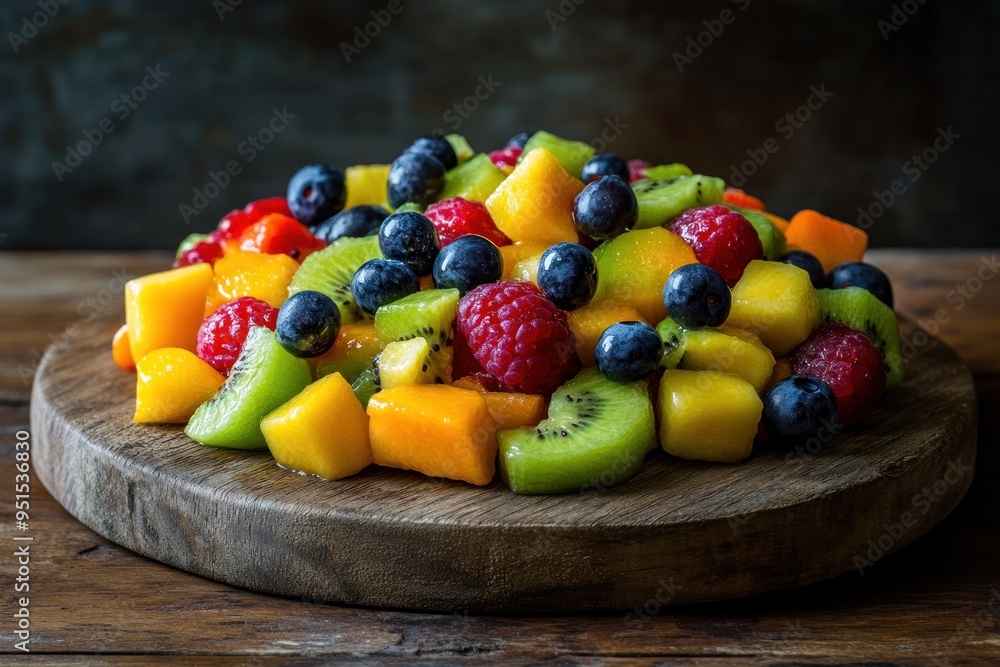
<box><xmin>509</xmin><ymin>252</ymin><xmax>543</xmax><ymax>285</ymax></box>
<box><xmin>499</xmin><ymin>242</ymin><xmax>549</xmax><ymax>280</ymax></box>
<box><xmin>486</xmin><ymin>148</ymin><xmax>584</xmax><ymax>246</ymax></box>
<box><xmin>313</xmin><ymin>322</ymin><xmax>382</xmax><ymax>383</ymax></box>
<box><xmin>134</xmin><ymin>348</ymin><xmax>224</xmax><ymax>424</ymax></box>
<box><xmin>343</xmin><ymin>164</ymin><xmax>391</xmax><ymax>210</ymax></box>
<box><xmin>567</xmin><ymin>300</ymin><xmax>648</xmax><ymax>367</ymax></box>
<box><xmin>657</xmin><ymin>369</ymin><xmax>762</xmax><ymax>463</ymax></box>
<box><xmin>261</xmin><ymin>373</ymin><xmax>372</xmax><ymax>481</ymax></box>
<box><xmin>126</xmin><ymin>263</ymin><xmax>214</xmax><ymax>362</ymax></box>
<box><xmin>679</xmin><ymin>327</ymin><xmax>776</xmax><ymax>394</ymax></box>
<box><xmin>725</xmin><ymin>259</ymin><xmax>821</xmax><ymax>356</ymax></box>
<box><xmin>367</xmin><ymin>384</ymin><xmax>497</xmax><ymax>486</ymax></box>
<box><xmin>205</xmin><ymin>251</ymin><xmax>299</xmax><ymax>314</ymax></box>
<box><xmin>112</xmin><ymin>323</ymin><xmax>135</xmax><ymax>371</ymax></box>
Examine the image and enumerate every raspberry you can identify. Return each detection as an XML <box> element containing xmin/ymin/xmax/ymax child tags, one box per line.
<box><xmin>489</xmin><ymin>146</ymin><xmax>522</xmax><ymax>171</ymax></box>
<box><xmin>791</xmin><ymin>323</ymin><xmax>886</xmax><ymax>425</ymax></box>
<box><xmin>424</xmin><ymin>197</ymin><xmax>510</xmax><ymax>248</ymax></box>
<box><xmin>197</xmin><ymin>297</ymin><xmax>278</xmax><ymax>375</ymax></box>
<box><xmin>627</xmin><ymin>159</ymin><xmax>650</xmax><ymax>183</ymax></box>
<box><xmin>669</xmin><ymin>204</ymin><xmax>764</xmax><ymax>287</ymax></box>
<box><xmin>457</xmin><ymin>282</ymin><xmax>577</xmax><ymax>395</ymax></box>
<box><xmin>174</xmin><ymin>232</ymin><xmax>225</xmax><ymax>268</ymax></box>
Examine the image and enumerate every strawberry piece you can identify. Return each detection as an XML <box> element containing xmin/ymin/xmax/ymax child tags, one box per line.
<box><xmin>238</xmin><ymin>213</ymin><xmax>326</xmax><ymax>261</ymax></box>
<box><xmin>424</xmin><ymin>197</ymin><xmax>511</xmax><ymax>247</ymax></box>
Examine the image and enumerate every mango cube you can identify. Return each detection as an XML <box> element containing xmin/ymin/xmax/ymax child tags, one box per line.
<box><xmin>125</xmin><ymin>263</ymin><xmax>214</xmax><ymax>362</ymax></box>
<box><xmin>205</xmin><ymin>251</ymin><xmax>299</xmax><ymax>314</ymax></box>
<box><xmin>679</xmin><ymin>327</ymin><xmax>775</xmax><ymax>394</ymax></box>
<box><xmin>134</xmin><ymin>348</ymin><xmax>224</xmax><ymax>424</ymax></box>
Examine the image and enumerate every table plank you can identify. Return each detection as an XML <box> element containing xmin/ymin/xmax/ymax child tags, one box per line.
<box><xmin>1</xmin><ymin>250</ymin><xmax>998</xmax><ymax>662</ymax></box>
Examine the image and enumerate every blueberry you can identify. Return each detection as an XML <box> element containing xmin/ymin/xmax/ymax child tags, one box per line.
<box><xmin>275</xmin><ymin>290</ymin><xmax>342</xmax><ymax>358</ymax></box>
<box><xmin>573</xmin><ymin>175</ymin><xmax>638</xmax><ymax>241</ymax></box>
<box><xmin>378</xmin><ymin>211</ymin><xmax>440</xmax><ymax>276</ymax></box>
<box><xmin>387</xmin><ymin>152</ymin><xmax>446</xmax><ymax>209</ymax></box>
<box><xmin>780</xmin><ymin>251</ymin><xmax>825</xmax><ymax>289</ymax></box>
<box><xmin>407</xmin><ymin>135</ymin><xmax>458</xmax><ymax>171</ymax></box>
<box><xmin>351</xmin><ymin>259</ymin><xmax>420</xmax><ymax>316</ymax></box>
<box><xmin>536</xmin><ymin>242</ymin><xmax>598</xmax><ymax>310</ymax></box>
<box><xmin>662</xmin><ymin>264</ymin><xmax>731</xmax><ymax>328</ymax></box>
<box><xmin>311</xmin><ymin>205</ymin><xmax>390</xmax><ymax>243</ymax></box>
<box><xmin>827</xmin><ymin>261</ymin><xmax>894</xmax><ymax>308</ymax></box>
<box><xmin>595</xmin><ymin>321</ymin><xmax>664</xmax><ymax>383</ymax></box>
<box><xmin>432</xmin><ymin>235</ymin><xmax>503</xmax><ymax>295</ymax></box>
<box><xmin>581</xmin><ymin>153</ymin><xmax>629</xmax><ymax>183</ymax></box>
<box><xmin>762</xmin><ymin>375</ymin><xmax>840</xmax><ymax>448</ymax></box>
<box><xmin>506</xmin><ymin>132</ymin><xmax>531</xmax><ymax>149</ymax></box>
<box><xmin>286</xmin><ymin>164</ymin><xmax>347</xmax><ymax>227</ymax></box>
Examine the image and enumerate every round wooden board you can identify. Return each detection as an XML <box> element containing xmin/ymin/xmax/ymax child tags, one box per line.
<box><xmin>30</xmin><ymin>318</ymin><xmax>977</xmax><ymax>613</ymax></box>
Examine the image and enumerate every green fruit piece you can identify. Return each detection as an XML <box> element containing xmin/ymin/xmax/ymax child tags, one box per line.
<box><xmin>375</xmin><ymin>338</ymin><xmax>443</xmax><ymax>389</ymax></box>
<box><xmin>655</xmin><ymin>317</ymin><xmax>687</xmax><ymax>371</ymax></box>
<box><xmin>445</xmin><ymin>134</ymin><xmax>474</xmax><ymax>163</ymax></box>
<box><xmin>176</xmin><ymin>233</ymin><xmax>207</xmax><ymax>259</ymax></box>
<box><xmin>815</xmin><ymin>287</ymin><xmax>904</xmax><ymax>388</ymax></box>
<box><xmin>632</xmin><ymin>175</ymin><xmax>726</xmax><ymax>229</ymax></box>
<box><xmin>498</xmin><ymin>368</ymin><xmax>655</xmax><ymax>494</ymax></box>
<box><xmin>288</xmin><ymin>236</ymin><xmax>382</xmax><ymax>324</ymax></box>
<box><xmin>438</xmin><ymin>153</ymin><xmax>506</xmax><ymax>204</ymax></box>
<box><xmin>394</xmin><ymin>202</ymin><xmax>425</xmax><ymax>213</ymax></box>
<box><xmin>185</xmin><ymin>327</ymin><xmax>312</xmax><ymax>450</ymax></box>
<box><xmin>351</xmin><ymin>368</ymin><xmax>380</xmax><ymax>407</ymax></box>
<box><xmin>374</xmin><ymin>288</ymin><xmax>460</xmax><ymax>382</ymax></box>
<box><xmin>521</xmin><ymin>131</ymin><xmax>595</xmax><ymax>179</ymax></box>
<box><xmin>315</xmin><ymin>323</ymin><xmax>382</xmax><ymax>384</ymax></box>
<box><xmin>644</xmin><ymin>163</ymin><xmax>693</xmax><ymax>180</ymax></box>
<box><xmin>724</xmin><ymin>204</ymin><xmax>787</xmax><ymax>260</ymax></box>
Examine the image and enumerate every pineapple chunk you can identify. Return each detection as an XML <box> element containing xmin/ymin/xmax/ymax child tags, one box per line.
<box><xmin>343</xmin><ymin>164</ymin><xmax>391</xmax><ymax>210</ymax></box>
<box><xmin>679</xmin><ymin>327</ymin><xmax>775</xmax><ymax>394</ymax></box>
<box><xmin>725</xmin><ymin>260</ymin><xmax>820</xmax><ymax>356</ymax></box>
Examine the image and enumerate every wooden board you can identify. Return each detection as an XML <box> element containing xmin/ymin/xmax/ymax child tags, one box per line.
<box><xmin>29</xmin><ymin>317</ymin><xmax>977</xmax><ymax>613</ymax></box>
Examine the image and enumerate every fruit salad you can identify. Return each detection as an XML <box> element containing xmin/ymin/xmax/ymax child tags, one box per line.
<box><xmin>114</xmin><ymin>130</ymin><xmax>903</xmax><ymax>494</ymax></box>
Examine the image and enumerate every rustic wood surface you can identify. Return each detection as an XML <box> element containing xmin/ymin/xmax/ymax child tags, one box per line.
<box><xmin>1</xmin><ymin>250</ymin><xmax>999</xmax><ymax>663</ymax></box>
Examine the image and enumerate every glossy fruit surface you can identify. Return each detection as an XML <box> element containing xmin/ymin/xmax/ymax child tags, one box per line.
<box><xmin>679</xmin><ymin>327</ymin><xmax>775</xmax><ymax>394</ymax></box>
<box><xmin>761</xmin><ymin>375</ymin><xmax>840</xmax><ymax>447</ymax></box>
<box><xmin>780</xmin><ymin>250</ymin><xmax>826</xmax><ymax>288</ymax></box>
<box><xmin>197</xmin><ymin>296</ymin><xmax>278</xmax><ymax>375</ymax></box>
<box><xmin>567</xmin><ymin>300</ymin><xmax>648</xmax><ymax>367</ymax></box>
<box><xmin>407</xmin><ymin>135</ymin><xmax>458</xmax><ymax>171</ymax></box>
<box><xmin>827</xmin><ymin>261</ymin><xmax>894</xmax><ymax>308</ymax></box>
<box><xmin>387</xmin><ymin>151</ymin><xmax>446</xmax><ymax>208</ymax></box>
<box><xmin>351</xmin><ymin>259</ymin><xmax>421</xmax><ymax>316</ymax></box>
<box><xmin>581</xmin><ymin>153</ymin><xmax>629</xmax><ymax>183</ymax></box>
<box><xmin>536</xmin><ymin>242</ymin><xmax>598</xmax><ymax>310</ymax></box>
<box><xmin>432</xmin><ymin>234</ymin><xmax>503</xmax><ymax>295</ymax></box>
<box><xmin>287</xmin><ymin>164</ymin><xmax>347</xmax><ymax>227</ymax></box>
<box><xmin>276</xmin><ymin>290</ymin><xmax>342</xmax><ymax>358</ymax></box>
<box><xmin>662</xmin><ymin>263</ymin><xmax>732</xmax><ymax>328</ymax></box>
<box><xmin>125</xmin><ymin>263</ymin><xmax>215</xmax><ymax>362</ymax></box>
<box><xmin>595</xmin><ymin>321</ymin><xmax>663</xmax><ymax>383</ymax></box>
<box><xmin>112</xmin><ymin>324</ymin><xmax>135</xmax><ymax>371</ymax></box>
<box><xmin>311</xmin><ymin>205</ymin><xmax>389</xmax><ymax>243</ymax></box>
<box><xmin>424</xmin><ymin>197</ymin><xmax>510</xmax><ymax>247</ymax></box>
<box><xmin>378</xmin><ymin>211</ymin><xmax>440</xmax><ymax>276</ymax></box>
<box><xmin>573</xmin><ymin>175</ymin><xmax>638</xmax><ymax>241</ymax></box>
<box><xmin>784</xmin><ymin>209</ymin><xmax>868</xmax><ymax>273</ymax></box>
<box><xmin>205</xmin><ymin>252</ymin><xmax>299</xmax><ymax>313</ymax></box>
<box><xmin>238</xmin><ymin>214</ymin><xmax>326</xmax><ymax>261</ymax></box>
<box><xmin>669</xmin><ymin>204</ymin><xmax>763</xmax><ymax>287</ymax></box>
<box><xmin>134</xmin><ymin>347</ymin><xmax>225</xmax><ymax>424</ymax></box>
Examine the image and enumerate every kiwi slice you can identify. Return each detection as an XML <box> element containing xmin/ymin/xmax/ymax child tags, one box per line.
<box><xmin>815</xmin><ymin>287</ymin><xmax>904</xmax><ymax>388</ymax></box>
<box><xmin>351</xmin><ymin>368</ymin><xmax>380</xmax><ymax>407</ymax></box>
<box><xmin>498</xmin><ymin>368</ymin><xmax>656</xmax><ymax>495</ymax></box>
<box><xmin>375</xmin><ymin>338</ymin><xmax>444</xmax><ymax>389</ymax></box>
<box><xmin>644</xmin><ymin>163</ymin><xmax>693</xmax><ymax>180</ymax></box>
<box><xmin>655</xmin><ymin>317</ymin><xmax>687</xmax><ymax>371</ymax></box>
<box><xmin>438</xmin><ymin>153</ymin><xmax>506</xmax><ymax>203</ymax></box>
<box><xmin>288</xmin><ymin>236</ymin><xmax>382</xmax><ymax>324</ymax></box>
<box><xmin>724</xmin><ymin>204</ymin><xmax>787</xmax><ymax>260</ymax></box>
<box><xmin>445</xmin><ymin>134</ymin><xmax>474</xmax><ymax>163</ymax></box>
<box><xmin>374</xmin><ymin>288</ymin><xmax>460</xmax><ymax>382</ymax></box>
<box><xmin>632</xmin><ymin>175</ymin><xmax>726</xmax><ymax>229</ymax></box>
<box><xmin>185</xmin><ymin>327</ymin><xmax>312</xmax><ymax>450</ymax></box>
<box><xmin>520</xmin><ymin>131</ymin><xmax>594</xmax><ymax>179</ymax></box>
<box><xmin>394</xmin><ymin>202</ymin><xmax>425</xmax><ymax>213</ymax></box>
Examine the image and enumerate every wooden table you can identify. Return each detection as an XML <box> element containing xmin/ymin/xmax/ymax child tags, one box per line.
<box><xmin>2</xmin><ymin>250</ymin><xmax>998</xmax><ymax>665</ymax></box>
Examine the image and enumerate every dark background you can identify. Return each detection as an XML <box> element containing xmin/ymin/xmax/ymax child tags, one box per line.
<box><xmin>2</xmin><ymin>0</ymin><xmax>998</xmax><ymax>250</ymax></box>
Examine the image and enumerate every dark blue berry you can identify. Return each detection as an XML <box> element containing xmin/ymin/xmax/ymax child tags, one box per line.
<box><xmin>432</xmin><ymin>235</ymin><xmax>503</xmax><ymax>295</ymax></box>
<box><xmin>595</xmin><ymin>321</ymin><xmax>664</xmax><ymax>383</ymax></box>
<box><xmin>780</xmin><ymin>251</ymin><xmax>826</xmax><ymax>289</ymax></box>
<box><xmin>827</xmin><ymin>261</ymin><xmax>894</xmax><ymax>308</ymax></box>
<box><xmin>275</xmin><ymin>290</ymin><xmax>342</xmax><ymax>358</ymax></box>
<box><xmin>762</xmin><ymin>375</ymin><xmax>840</xmax><ymax>448</ymax></box>
<box><xmin>506</xmin><ymin>132</ymin><xmax>531</xmax><ymax>149</ymax></box>
<box><xmin>311</xmin><ymin>205</ymin><xmax>390</xmax><ymax>243</ymax></box>
<box><xmin>537</xmin><ymin>242</ymin><xmax>598</xmax><ymax>311</ymax></box>
<box><xmin>378</xmin><ymin>211</ymin><xmax>440</xmax><ymax>276</ymax></box>
<box><xmin>662</xmin><ymin>264</ymin><xmax>732</xmax><ymax>328</ymax></box>
<box><xmin>351</xmin><ymin>259</ymin><xmax>420</xmax><ymax>316</ymax></box>
<box><xmin>581</xmin><ymin>153</ymin><xmax>629</xmax><ymax>183</ymax></box>
<box><xmin>286</xmin><ymin>164</ymin><xmax>347</xmax><ymax>227</ymax></box>
<box><xmin>407</xmin><ymin>135</ymin><xmax>457</xmax><ymax>171</ymax></box>
<box><xmin>387</xmin><ymin>152</ymin><xmax>446</xmax><ymax>209</ymax></box>
<box><xmin>573</xmin><ymin>175</ymin><xmax>638</xmax><ymax>241</ymax></box>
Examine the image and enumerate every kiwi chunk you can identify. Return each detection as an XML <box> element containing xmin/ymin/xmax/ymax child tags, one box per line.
<box><xmin>376</xmin><ymin>338</ymin><xmax>444</xmax><ymax>389</ymax></box>
<box><xmin>445</xmin><ymin>134</ymin><xmax>474</xmax><ymax>163</ymax></box>
<box><xmin>374</xmin><ymin>288</ymin><xmax>460</xmax><ymax>382</ymax></box>
<box><xmin>815</xmin><ymin>287</ymin><xmax>904</xmax><ymax>388</ymax></box>
<box><xmin>655</xmin><ymin>317</ymin><xmax>687</xmax><ymax>371</ymax></box>
<box><xmin>498</xmin><ymin>368</ymin><xmax>655</xmax><ymax>494</ymax></box>
<box><xmin>632</xmin><ymin>175</ymin><xmax>726</xmax><ymax>229</ymax></box>
<box><xmin>288</xmin><ymin>236</ymin><xmax>382</xmax><ymax>324</ymax></box>
<box><xmin>644</xmin><ymin>163</ymin><xmax>693</xmax><ymax>180</ymax></box>
<box><xmin>438</xmin><ymin>153</ymin><xmax>506</xmax><ymax>203</ymax></box>
<box><xmin>394</xmin><ymin>202</ymin><xmax>424</xmax><ymax>213</ymax></box>
<box><xmin>521</xmin><ymin>131</ymin><xmax>595</xmax><ymax>179</ymax></box>
<box><xmin>351</xmin><ymin>368</ymin><xmax>380</xmax><ymax>407</ymax></box>
<box><xmin>185</xmin><ymin>327</ymin><xmax>312</xmax><ymax>450</ymax></box>
<box><xmin>724</xmin><ymin>204</ymin><xmax>787</xmax><ymax>260</ymax></box>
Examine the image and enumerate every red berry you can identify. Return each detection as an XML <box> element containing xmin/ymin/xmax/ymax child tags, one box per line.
<box><xmin>197</xmin><ymin>297</ymin><xmax>279</xmax><ymax>375</ymax></box>
<box><xmin>489</xmin><ymin>146</ymin><xmax>522</xmax><ymax>171</ymax></box>
<box><xmin>238</xmin><ymin>213</ymin><xmax>326</xmax><ymax>261</ymax></box>
<box><xmin>457</xmin><ymin>281</ymin><xmax>577</xmax><ymax>395</ymax></box>
<box><xmin>217</xmin><ymin>197</ymin><xmax>292</xmax><ymax>240</ymax></box>
<box><xmin>627</xmin><ymin>159</ymin><xmax>650</xmax><ymax>183</ymax></box>
<box><xmin>244</xmin><ymin>196</ymin><xmax>291</xmax><ymax>219</ymax></box>
<box><xmin>669</xmin><ymin>204</ymin><xmax>764</xmax><ymax>287</ymax></box>
<box><xmin>791</xmin><ymin>323</ymin><xmax>886</xmax><ymax>425</ymax></box>
<box><xmin>174</xmin><ymin>233</ymin><xmax>225</xmax><ymax>268</ymax></box>
<box><xmin>424</xmin><ymin>197</ymin><xmax>511</xmax><ymax>247</ymax></box>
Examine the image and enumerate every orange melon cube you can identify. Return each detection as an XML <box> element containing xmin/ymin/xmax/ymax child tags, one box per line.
<box><xmin>784</xmin><ymin>209</ymin><xmax>868</xmax><ymax>273</ymax></box>
<box><xmin>125</xmin><ymin>263</ymin><xmax>214</xmax><ymax>362</ymax></box>
<box><xmin>452</xmin><ymin>377</ymin><xmax>548</xmax><ymax>429</ymax></box>
<box><xmin>112</xmin><ymin>323</ymin><xmax>135</xmax><ymax>371</ymax></box>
